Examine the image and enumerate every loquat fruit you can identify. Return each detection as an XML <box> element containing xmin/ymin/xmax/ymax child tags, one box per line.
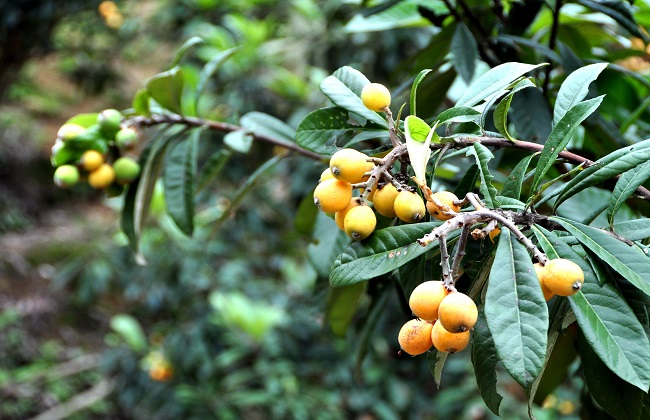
<box><xmin>540</xmin><ymin>258</ymin><xmax>584</xmax><ymax>296</ymax></box>
<box><xmin>533</xmin><ymin>263</ymin><xmax>555</xmax><ymax>301</ymax></box>
<box><xmin>329</xmin><ymin>148</ymin><xmax>373</xmax><ymax>184</ymax></box>
<box><xmin>53</xmin><ymin>165</ymin><xmax>80</xmax><ymax>188</ymax></box>
<box><xmin>398</xmin><ymin>318</ymin><xmax>433</xmax><ymax>356</ymax></box>
<box><xmin>80</xmin><ymin>150</ymin><xmax>104</xmax><ymax>172</ymax></box>
<box><xmin>488</xmin><ymin>226</ymin><xmax>501</xmax><ymax>242</ymax></box>
<box><xmin>426</xmin><ymin>191</ymin><xmax>461</xmax><ymax>220</ymax></box>
<box><xmin>394</xmin><ymin>190</ymin><xmax>426</xmax><ymax>223</ymax></box>
<box><xmin>344</xmin><ymin>205</ymin><xmax>377</xmax><ymax>241</ymax></box>
<box><xmin>335</xmin><ymin>198</ymin><xmax>361</xmax><ymax>230</ymax></box>
<box><xmin>97</xmin><ymin>109</ymin><xmax>122</xmax><ymax>136</ymax></box>
<box><xmin>409</xmin><ymin>280</ymin><xmax>451</xmax><ymax>321</ymax></box>
<box><xmin>431</xmin><ymin>320</ymin><xmax>471</xmax><ymax>354</ymax></box>
<box><xmin>113</xmin><ymin>157</ymin><xmax>141</xmax><ymax>184</ymax></box>
<box><xmin>438</xmin><ymin>292</ymin><xmax>478</xmax><ymax>333</ymax></box>
<box><xmin>115</xmin><ymin>127</ymin><xmax>138</xmax><ymax>150</ymax></box>
<box><xmin>88</xmin><ymin>163</ymin><xmax>116</xmax><ymax>189</ymax></box>
<box><xmin>320</xmin><ymin>167</ymin><xmax>335</xmax><ymax>182</ymax></box>
<box><xmin>313</xmin><ymin>179</ymin><xmax>352</xmax><ymax>213</ymax></box>
<box><xmin>57</xmin><ymin>123</ymin><xmax>85</xmax><ymax>142</ymax></box>
<box><xmin>361</xmin><ymin>83</ymin><xmax>391</xmax><ymax>112</ymax></box>
<box><xmin>373</xmin><ymin>183</ymin><xmax>399</xmax><ymax>218</ymax></box>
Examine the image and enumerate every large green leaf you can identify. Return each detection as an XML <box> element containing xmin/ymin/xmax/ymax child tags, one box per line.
<box><xmin>576</xmin><ymin>0</ymin><xmax>650</xmax><ymax>42</ymax></box>
<box><xmin>195</xmin><ymin>47</ymin><xmax>239</xmax><ymax>115</ymax></box>
<box><xmin>551</xmin><ymin>217</ymin><xmax>650</xmax><ymax>297</ymax></box>
<box><xmin>472</xmin><ymin>307</ymin><xmax>502</xmax><ymax>415</ymax></box>
<box><xmin>296</xmin><ymin>107</ymin><xmax>384</xmax><ymax>156</ymax></box>
<box><xmin>427</xmin><ymin>350</ymin><xmax>448</xmax><ymax>389</ymax></box>
<box><xmin>410</xmin><ymin>69</ymin><xmax>432</xmax><ymax>117</ymax></box>
<box><xmin>146</xmin><ymin>67</ymin><xmax>184</xmax><ymax>115</ymax></box>
<box><xmin>164</xmin><ymin>129</ymin><xmax>200</xmax><ymax>235</ymax></box>
<box><xmin>607</xmin><ymin>161</ymin><xmax>650</xmax><ymax>226</ymax></box>
<box><xmin>501</xmin><ymin>154</ymin><xmax>535</xmax><ymax>200</ymax></box>
<box><xmin>531</xmin><ymin>96</ymin><xmax>604</xmax><ymax>194</ymax></box>
<box><xmin>436</xmin><ymin>106</ymin><xmax>481</xmax><ymax>125</ymax></box>
<box><xmin>329</xmin><ymin>222</ymin><xmax>451</xmax><ymax>287</ymax></box>
<box><xmin>554</xmin><ymin>139</ymin><xmax>650</xmax><ymax>209</ymax></box>
<box><xmin>318</xmin><ymin>66</ymin><xmax>388</xmax><ymax>127</ymax></box>
<box><xmin>169</xmin><ymin>36</ymin><xmax>204</xmax><ymax>68</ymax></box>
<box><xmin>451</xmin><ymin>22</ymin><xmax>478</xmax><ymax>84</ymax></box>
<box><xmin>343</xmin><ymin>1</ymin><xmax>441</xmax><ymax>32</ymax></box>
<box><xmin>466</xmin><ymin>143</ymin><xmax>500</xmax><ymax>208</ymax></box>
<box><xmin>398</xmin><ymin>256</ymin><xmax>425</xmax><ymax>301</ymax></box>
<box><xmin>510</xmin><ymin>88</ymin><xmax>552</xmax><ymax>143</ymax></box>
<box><xmin>612</xmin><ymin>219</ymin><xmax>650</xmax><ymax>241</ymax></box>
<box><xmin>552</xmin><ymin>63</ymin><xmax>608</xmax><ymax>126</ymax></box>
<box><xmin>493</xmin><ymin>78</ymin><xmax>535</xmax><ymax>142</ymax></box>
<box><xmin>577</xmin><ymin>331</ymin><xmax>646</xmax><ymax>419</ymax></box>
<box><xmin>325</xmin><ymin>282</ymin><xmax>366</xmax><ymax>336</ymax></box>
<box><xmin>240</xmin><ymin>112</ymin><xmax>295</xmax><ymax>143</ymax></box>
<box><xmin>456</xmin><ymin>62</ymin><xmax>545</xmax><ymax>107</ymax></box>
<box><xmin>308</xmin><ymin>212</ymin><xmax>349</xmax><ymax>278</ymax></box>
<box><xmin>485</xmin><ymin>228</ymin><xmax>548</xmax><ymax>391</ymax></box>
<box><xmin>196</xmin><ymin>149</ymin><xmax>231</xmax><ymax>193</ymax></box>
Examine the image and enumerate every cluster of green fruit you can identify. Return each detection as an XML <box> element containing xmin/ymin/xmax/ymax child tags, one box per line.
<box><xmin>51</xmin><ymin>109</ymin><xmax>141</xmax><ymax>194</ymax></box>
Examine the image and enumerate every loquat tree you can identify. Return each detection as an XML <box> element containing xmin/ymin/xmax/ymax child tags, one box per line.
<box><xmin>46</xmin><ymin>0</ymin><xmax>650</xmax><ymax>418</ymax></box>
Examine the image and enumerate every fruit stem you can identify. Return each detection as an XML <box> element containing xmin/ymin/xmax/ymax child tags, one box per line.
<box><xmin>451</xmin><ymin>223</ymin><xmax>472</xmax><ymax>282</ymax></box>
<box><xmin>438</xmin><ymin>233</ymin><xmax>455</xmax><ymax>291</ymax></box>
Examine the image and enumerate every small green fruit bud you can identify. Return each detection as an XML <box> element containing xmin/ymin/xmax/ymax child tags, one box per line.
<box><xmin>53</xmin><ymin>165</ymin><xmax>80</xmax><ymax>188</ymax></box>
<box><xmin>97</xmin><ymin>109</ymin><xmax>122</xmax><ymax>136</ymax></box>
<box><xmin>113</xmin><ymin>157</ymin><xmax>141</xmax><ymax>184</ymax></box>
<box><xmin>115</xmin><ymin>127</ymin><xmax>138</xmax><ymax>150</ymax></box>
<box><xmin>57</xmin><ymin>124</ymin><xmax>86</xmax><ymax>142</ymax></box>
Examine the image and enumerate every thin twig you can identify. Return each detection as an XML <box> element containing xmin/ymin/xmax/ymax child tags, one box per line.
<box><xmin>451</xmin><ymin>223</ymin><xmax>472</xmax><ymax>281</ymax></box>
<box><xmin>438</xmin><ymin>233</ymin><xmax>454</xmax><ymax>290</ymax></box>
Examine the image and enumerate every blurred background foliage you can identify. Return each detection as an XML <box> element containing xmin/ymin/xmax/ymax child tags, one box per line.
<box><xmin>1</xmin><ymin>0</ymin><xmax>649</xmax><ymax>418</ymax></box>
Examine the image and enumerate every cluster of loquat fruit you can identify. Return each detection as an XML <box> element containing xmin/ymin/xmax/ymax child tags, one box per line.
<box><xmin>51</xmin><ymin>109</ymin><xmax>141</xmax><ymax>195</ymax></box>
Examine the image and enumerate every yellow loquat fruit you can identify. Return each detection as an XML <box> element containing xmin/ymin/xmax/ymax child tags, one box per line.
<box><xmin>409</xmin><ymin>280</ymin><xmax>451</xmax><ymax>321</ymax></box>
<box><xmin>426</xmin><ymin>191</ymin><xmax>461</xmax><ymax>220</ymax></box>
<box><xmin>431</xmin><ymin>320</ymin><xmax>471</xmax><ymax>354</ymax></box>
<box><xmin>438</xmin><ymin>292</ymin><xmax>478</xmax><ymax>333</ymax></box>
<box><xmin>398</xmin><ymin>318</ymin><xmax>433</xmax><ymax>356</ymax></box>
<box><xmin>344</xmin><ymin>205</ymin><xmax>376</xmax><ymax>241</ymax></box>
<box><xmin>394</xmin><ymin>190</ymin><xmax>426</xmax><ymax>223</ymax></box>
<box><xmin>313</xmin><ymin>179</ymin><xmax>352</xmax><ymax>213</ymax></box>
<box><xmin>361</xmin><ymin>83</ymin><xmax>391</xmax><ymax>112</ymax></box>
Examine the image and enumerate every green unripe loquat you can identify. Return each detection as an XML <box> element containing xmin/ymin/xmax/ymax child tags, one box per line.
<box><xmin>372</xmin><ymin>183</ymin><xmax>399</xmax><ymax>218</ymax></box>
<box><xmin>344</xmin><ymin>205</ymin><xmax>376</xmax><ymax>241</ymax></box>
<box><xmin>80</xmin><ymin>150</ymin><xmax>104</xmax><ymax>172</ymax></box>
<box><xmin>313</xmin><ymin>179</ymin><xmax>352</xmax><ymax>213</ymax></box>
<box><xmin>113</xmin><ymin>157</ymin><xmax>141</xmax><ymax>184</ymax></box>
<box><xmin>97</xmin><ymin>109</ymin><xmax>122</xmax><ymax>136</ymax></box>
<box><xmin>115</xmin><ymin>127</ymin><xmax>138</xmax><ymax>150</ymax></box>
<box><xmin>394</xmin><ymin>190</ymin><xmax>425</xmax><ymax>223</ymax></box>
<box><xmin>88</xmin><ymin>163</ymin><xmax>116</xmax><ymax>189</ymax></box>
<box><xmin>57</xmin><ymin>123</ymin><xmax>86</xmax><ymax>142</ymax></box>
<box><xmin>361</xmin><ymin>83</ymin><xmax>391</xmax><ymax>112</ymax></box>
<box><xmin>53</xmin><ymin>165</ymin><xmax>80</xmax><ymax>188</ymax></box>
<box><xmin>329</xmin><ymin>148</ymin><xmax>373</xmax><ymax>184</ymax></box>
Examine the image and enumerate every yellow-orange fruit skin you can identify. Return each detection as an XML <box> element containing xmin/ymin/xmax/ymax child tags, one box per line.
<box><xmin>361</xmin><ymin>83</ymin><xmax>391</xmax><ymax>112</ymax></box>
<box><xmin>431</xmin><ymin>320</ymin><xmax>471</xmax><ymax>354</ymax></box>
<box><xmin>335</xmin><ymin>198</ymin><xmax>361</xmax><ymax>230</ymax></box>
<box><xmin>409</xmin><ymin>281</ymin><xmax>451</xmax><ymax>321</ymax></box>
<box><xmin>438</xmin><ymin>292</ymin><xmax>478</xmax><ymax>333</ymax></box>
<box><xmin>394</xmin><ymin>191</ymin><xmax>426</xmax><ymax>223</ymax></box>
<box><xmin>319</xmin><ymin>168</ymin><xmax>335</xmax><ymax>182</ymax></box>
<box><xmin>533</xmin><ymin>263</ymin><xmax>555</xmax><ymax>301</ymax></box>
<box><xmin>80</xmin><ymin>150</ymin><xmax>105</xmax><ymax>172</ymax></box>
<box><xmin>427</xmin><ymin>191</ymin><xmax>461</xmax><ymax>220</ymax></box>
<box><xmin>344</xmin><ymin>205</ymin><xmax>376</xmax><ymax>241</ymax></box>
<box><xmin>313</xmin><ymin>179</ymin><xmax>352</xmax><ymax>213</ymax></box>
<box><xmin>373</xmin><ymin>183</ymin><xmax>399</xmax><ymax>218</ymax></box>
<box><xmin>542</xmin><ymin>259</ymin><xmax>584</xmax><ymax>296</ymax></box>
<box><xmin>398</xmin><ymin>319</ymin><xmax>433</xmax><ymax>356</ymax></box>
<box><xmin>329</xmin><ymin>149</ymin><xmax>373</xmax><ymax>184</ymax></box>
<box><xmin>88</xmin><ymin>163</ymin><xmax>115</xmax><ymax>189</ymax></box>
<box><xmin>489</xmin><ymin>226</ymin><xmax>501</xmax><ymax>243</ymax></box>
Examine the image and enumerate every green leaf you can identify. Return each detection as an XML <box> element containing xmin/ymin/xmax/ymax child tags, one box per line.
<box><xmin>404</xmin><ymin>115</ymin><xmax>431</xmax><ymax>142</ymax></box>
<box><xmin>132</xmin><ymin>89</ymin><xmax>150</xmax><ymax>117</ymax></box>
<box><xmin>612</xmin><ymin>219</ymin><xmax>650</xmax><ymax>241</ymax></box>
<box><xmin>196</xmin><ymin>149</ymin><xmax>231</xmax><ymax>192</ymax></box>
<box><xmin>466</xmin><ymin>143</ymin><xmax>500</xmax><ymax>208</ymax></box>
<box><xmin>398</xmin><ymin>256</ymin><xmax>425</xmax><ymax>301</ymax></box>
<box><xmin>296</xmin><ymin>107</ymin><xmax>384</xmax><ymax>156</ymax></box>
<box><xmin>427</xmin><ymin>350</ymin><xmax>448</xmax><ymax>389</ymax></box>
<box><xmin>577</xmin><ymin>331</ymin><xmax>646</xmax><ymax>419</ymax></box>
<box><xmin>405</xmin><ymin>116</ymin><xmax>436</xmax><ymax>182</ymax></box>
<box><xmin>453</xmin><ymin>163</ymin><xmax>479</xmax><ymax>198</ymax></box>
<box><xmin>224</xmin><ymin>130</ymin><xmax>253</xmax><ymax>154</ymax></box>
<box><xmin>551</xmin><ymin>217</ymin><xmax>650</xmax><ymax>297</ymax></box>
<box><xmin>530</xmin><ymin>326</ymin><xmax>578</xmax><ymax>406</ymax></box>
<box><xmin>530</xmin><ymin>225</ymin><xmax>560</xmax><ymax>260</ymax></box>
<box><xmin>456</xmin><ymin>62</ymin><xmax>545</xmax><ymax>107</ymax></box>
<box><xmin>485</xmin><ymin>228</ymin><xmax>548</xmax><ymax>391</ymax></box>
<box><xmin>410</xmin><ymin>69</ymin><xmax>432</xmax><ymax>117</ymax></box>
<box><xmin>436</xmin><ymin>106</ymin><xmax>481</xmax><ymax>125</ymax></box>
<box><xmin>195</xmin><ymin>47</ymin><xmax>239</xmax><ymax>115</ymax></box>
<box><xmin>65</xmin><ymin>113</ymin><xmax>99</xmax><ymax>128</ymax></box>
<box><xmin>343</xmin><ymin>1</ymin><xmax>442</xmax><ymax>32</ymax></box>
<box><xmin>330</xmin><ymin>222</ymin><xmax>454</xmax><ymax>287</ymax></box>
<box><xmin>571</xmin><ymin>282</ymin><xmax>650</xmax><ymax>391</ymax></box>
<box><xmin>472</xmin><ymin>307</ymin><xmax>503</xmax><ymax>415</ymax></box>
<box><xmin>575</xmin><ymin>0</ymin><xmax>649</xmax><ymax>42</ymax></box>
<box><xmin>554</xmin><ymin>139</ymin><xmax>650</xmax><ymax>209</ymax></box>
<box><xmin>607</xmin><ymin>161</ymin><xmax>650</xmax><ymax>226</ymax></box>
<box><xmin>319</xmin><ymin>66</ymin><xmax>388</xmax><ymax>127</ymax></box>
<box><xmin>110</xmin><ymin>314</ymin><xmax>147</xmax><ymax>353</ymax></box>
<box><xmin>164</xmin><ymin>129</ymin><xmax>200</xmax><ymax>235</ymax></box>
<box><xmin>451</xmin><ymin>22</ymin><xmax>478</xmax><ymax>84</ymax></box>
<box><xmin>240</xmin><ymin>112</ymin><xmax>295</xmax><ymax>144</ymax></box>
<box><xmin>169</xmin><ymin>36</ymin><xmax>204</xmax><ymax>68</ymax></box>
<box><xmin>146</xmin><ymin>67</ymin><xmax>184</xmax><ymax>115</ymax></box>
<box><xmin>325</xmin><ymin>283</ymin><xmax>366</xmax><ymax>336</ymax></box>
<box><xmin>493</xmin><ymin>78</ymin><xmax>536</xmax><ymax>142</ymax></box>
<box><xmin>294</xmin><ymin>191</ymin><xmax>319</xmax><ymax>236</ymax></box>
<box><xmin>308</xmin><ymin>212</ymin><xmax>349</xmax><ymax>278</ymax></box>
<box><xmin>531</xmin><ymin>96</ymin><xmax>604</xmax><ymax>194</ymax></box>
<box><xmin>501</xmin><ymin>154</ymin><xmax>535</xmax><ymax>200</ymax></box>
<box><xmin>553</xmin><ymin>63</ymin><xmax>608</xmax><ymax>126</ymax></box>
<box><xmin>510</xmin><ymin>88</ymin><xmax>552</xmax><ymax>143</ymax></box>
